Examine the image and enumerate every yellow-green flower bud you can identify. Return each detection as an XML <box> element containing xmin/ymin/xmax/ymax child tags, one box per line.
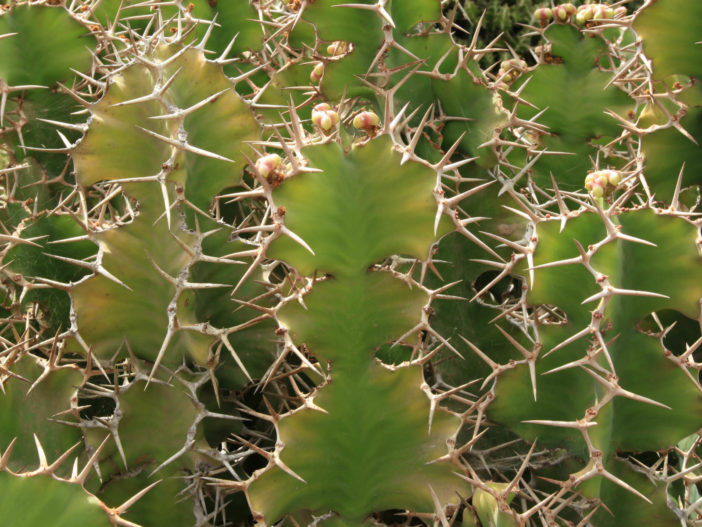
<box><xmin>576</xmin><ymin>5</ymin><xmax>594</xmax><ymax>25</ymax></box>
<box><xmin>585</xmin><ymin>173</ymin><xmax>595</xmax><ymax>189</ymax></box>
<box><xmin>553</xmin><ymin>3</ymin><xmax>576</xmax><ymax>22</ymax></box>
<box><xmin>606</xmin><ymin>170</ymin><xmax>621</xmax><ymax>186</ymax></box>
<box><xmin>590</xmin><ymin>183</ymin><xmax>604</xmax><ymax>198</ymax></box>
<box><xmin>327</xmin><ymin>41</ymin><xmax>349</xmax><ymax>56</ymax></box>
<box><xmin>592</xmin><ymin>4</ymin><xmax>609</xmax><ymax>20</ymax></box>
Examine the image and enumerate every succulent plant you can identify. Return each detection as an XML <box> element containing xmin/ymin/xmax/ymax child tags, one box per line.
<box><xmin>1</xmin><ymin>1</ymin><xmax>701</xmax><ymax>526</ymax></box>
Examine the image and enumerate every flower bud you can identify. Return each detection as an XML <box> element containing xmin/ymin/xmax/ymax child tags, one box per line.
<box><xmin>312</xmin><ymin>103</ymin><xmax>339</xmax><ymax>132</ymax></box>
<box><xmin>310</xmin><ymin>62</ymin><xmax>324</xmax><ymax>82</ymax></box>
<box><xmin>255</xmin><ymin>153</ymin><xmax>282</xmax><ymax>178</ymax></box>
<box><xmin>353</xmin><ymin>111</ymin><xmax>380</xmax><ymax>131</ymax></box>
<box><xmin>327</xmin><ymin>41</ymin><xmax>349</xmax><ymax>56</ymax></box>
<box><xmin>313</xmin><ymin>103</ymin><xmax>331</xmax><ymax>113</ymax></box>
<box><xmin>499</xmin><ymin>59</ymin><xmax>527</xmax><ymax>83</ymax></box>
<box><xmin>614</xmin><ymin>6</ymin><xmax>627</xmax><ymax>17</ymax></box>
<box><xmin>590</xmin><ymin>182</ymin><xmax>604</xmax><ymax>198</ymax></box>
<box><xmin>317</xmin><ymin>113</ymin><xmax>333</xmax><ymax>130</ymax></box>
<box><xmin>606</xmin><ymin>170</ymin><xmax>621</xmax><ymax>186</ymax></box>
<box><xmin>592</xmin><ymin>4</ymin><xmax>608</xmax><ymax>20</ymax></box>
<box><xmin>585</xmin><ymin>173</ymin><xmax>595</xmax><ymax>189</ymax></box>
<box><xmin>576</xmin><ymin>4</ymin><xmax>594</xmax><ymax>25</ymax></box>
<box><xmin>553</xmin><ymin>3</ymin><xmax>575</xmax><ymax>22</ymax></box>
<box><xmin>586</xmin><ymin>169</ymin><xmax>621</xmax><ymax>197</ymax></box>
<box><xmin>502</xmin><ymin>58</ymin><xmax>527</xmax><ymax>70</ymax></box>
<box><xmin>534</xmin><ymin>7</ymin><xmax>553</xmax><ymax>26</ymax></box>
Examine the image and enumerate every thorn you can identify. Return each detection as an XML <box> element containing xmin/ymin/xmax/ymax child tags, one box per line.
<box><xmin>33</xmin><ymin>434</ymin><xmax>48</xmax><ymax>468</ymax></box>
<box><xmin>0</xmin><ymin>234</ymin><xmax>42</xmax><ymax>247</ymax></box>
<box><xmin>220</xmin><ymin>336</ymin><xmax>253</xmax><ymax>382</ymax></box>
<box><xmin>146</xmin><ymin>328</ymin><xmax>175</xmax><ymax>387</ymax></box>
<box><xmin>433</xmin><ymin>203</ymin><xmax>444</xmax><ymax>236</ymax></box>
<box><xmin>542</xmin><ymin>326</ymin><xmax>591</xmax><ymax>359</ymax></box>
<box><xmin>670</xmin><ymin>163</ymin><xmax>685</xmax><ymax>211</ymax></box>
<box><xmin>428</xmin><ymin>484</ymin><xmax>450</xmax><ymax>527</ymax></box>
<box><xmin>459</xmin><ymin>335</ymin><xmax>497</xmax><ymax>369</ymax></box>
<box><xmin>281</xmin><ymin>226</ymin><xmax>315</xmax><ymax>255</ymax></box>
<box><xmin>275</xmin><ymin>456</ymin><xmax>307</xmax><ymax>483</ymax></box>
<box><xmin>522</xmin><ymin>419</ymin><xmax>597</xmax><ymax>429</ymax></box>
<box><xmin>148</xmin><ymin>88</ymin><xmax>230</xmax><ymax>120</ymax></box>
<box><xmin>42</xmin><ymin>253</ymin><xmax>133</xmax><ymax>291</ymax></box>
<box><xmin>35</xmin><ymin>118</ymin><xmax>89</xmax><ymax>132</ymax></box>
<box><xmin>136</xmin><ymin>126</ymin><xmax>235</xmax><ymax>163</ymax></box>
<box><xmin>0</xmin><ymin>438</ymin><xmax>17</xmax><ymax>469</ymax></box>
<box><xmin>115</xmin><ymin>480</ymin><xmax>162</xmax><ymax>514</ymax></box>
<box><xmin>600</xmin><ymin>467</ymin><xmax>653</xmax><ymax>504</ymax></box>
<box><xmin>504</xmin><ymin>440</ymin><xmax>537</xmax><ymax>496</ymax></box>
<box><xmin>75</xmin><ymin>434</ymin><xmax>111</xmax><ymax>485</ymax></box>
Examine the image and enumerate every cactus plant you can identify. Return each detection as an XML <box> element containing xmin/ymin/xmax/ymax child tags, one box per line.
<box><xmin>2</xmin><ymin>0</ymin><xmax>702</xmax><ymax>526</ymax></box>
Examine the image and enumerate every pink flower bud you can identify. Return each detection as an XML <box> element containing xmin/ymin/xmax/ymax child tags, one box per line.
<box><xmin>310</xmin><ymin>62</ymin><xmax>324</xmax><ymax>82</ymax></box>
<box><xmin>313</xmin><ymin>103</ymin><xmax>331</xmax><ymax>113</ymax></box>
<box><xmin>586</xmin><ymin>169</ymin><xmax>621</xmax><ymax>196</ymax></box>
<box><xmin>534</xmin><ymin>7</ymin><xmax>553</xmax><ymax>26</ymax></box>
<box><xmin>317</xmin><ymin>113</ymin><xmax>333</xmax><ymax>130</ymax></box>
<box><xmin>255</xmin><ymin>154</ymin><xmax>282</xmax><ymax>178</ymax></box>
<box><xmin>352</xmin><ymin>111</ymin><xmax>380</xmax><ymax>131</ymax></box>
<box><xmin>312</xmin><ymin>103</ymin><xmax>339</xmax><ymax>132</ymax></box>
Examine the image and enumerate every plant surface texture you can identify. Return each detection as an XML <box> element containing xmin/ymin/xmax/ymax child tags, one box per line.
<box><xmin>1</xmin><ymin>1</ymin><xmax>701</xmax><ymax>526</ymax></box>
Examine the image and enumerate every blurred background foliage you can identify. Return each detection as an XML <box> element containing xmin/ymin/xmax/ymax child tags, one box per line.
<box><xmin>450</xmin><ymin>0</ymin><xmax>646</xmax><ymax>65</ymax></box>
